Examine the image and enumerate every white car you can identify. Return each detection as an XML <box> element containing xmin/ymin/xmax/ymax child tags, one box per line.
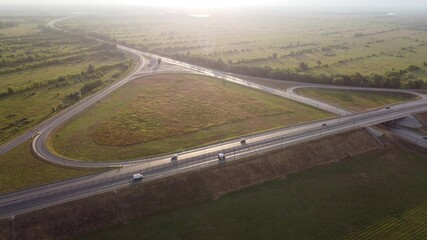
<box><xmin>218</xmin><ymin>153</ymin><xmax>226</xmax><ymax>160</ymax></box>
<box><xmin>132</xmin><ymin>173</ymin><xmax>144</xmax><ymax>180</ymax></box>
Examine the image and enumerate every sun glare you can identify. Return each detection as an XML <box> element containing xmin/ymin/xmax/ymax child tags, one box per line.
<box><xmin>1</xmin><ymin>0</ymin><xmax>283</xmax><ymax>8</ymax></box>
<box><xmin>139</xmin><ymin>0</ymin><xmax>275</xmax><ymax>8</ymax></box>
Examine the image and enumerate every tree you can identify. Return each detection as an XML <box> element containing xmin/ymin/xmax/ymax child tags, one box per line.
<box><xmin>272</xmin><ymin>53</ymin><xmax>278</xmax><ymax>59</ymax></box>
<box><xmin>351</xmin><ymin>72</ymin><xmax>368</xmax><ymax>87</ymax></box>
<box><xmin>403</xmin><ymin>79</ymin><xmax>424</xmax><ymax>89</ymax></box>
<box><xmin>407</xmin><ymin>65</ymin><xmax>420</xmax><ymax>71</ymax></box>
<box><xmin>384</xmin><ymin>76</ymin><xmax>401</xmax><ymax>89</ymax></box>
<box><xmin>80</xmin><ymin>80</ymin><xmax>102</xmax><ymax>95</ymax></box>
<box><xmin>317</xmin><ymin>60</ymin><xmax>322</xmax><ymax>67</ymax></box>
<box><xmin>57</xmin><ymin>76</ymin><xmax>66</xmax><ymax>82</ymax></box>
<box><xmin>299</xmin><ymin>62</ymin><xmax>309</xmax><ymax>71</ymax></box>
<box><xmin>157</xmin><ymin>58</ymin><xmax>162</xmax><ymax>65</ymax></box>
<box><xmin>7</xmin><ymin>86</ymin><xmax>15</xmax><ymax>95</ymax></box>
<box><xmin>87</xmin><ymin>64</ymin><xmax>95</xmax><ymax>74</ymax></box>
<box><xmin>368</xmin><ymin>73</ymin><xmax>384</xmax><ymax>88</ymax></box>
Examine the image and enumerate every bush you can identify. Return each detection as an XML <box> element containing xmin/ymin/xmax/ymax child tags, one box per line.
<box><xmin>407</xmin><ymin>65</ymin><xmax>420</xmax><ymax>71</ymax></box>
<box><xmin>87</xmin><ymin>64</ymin><xmax>95</xmax><ymax>74</ymax></box>
<box><xmin>80</xmin><ymin>80</ymin><xmax>103</xmax><ymax>95</ymax></box>
<box><xmin>298</xmin><ymin>62</ymin><xmax>309</xmax><ymax>71</ymax></box>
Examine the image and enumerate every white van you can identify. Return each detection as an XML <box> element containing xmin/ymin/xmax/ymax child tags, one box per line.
<box><xmin>218</xmin><ymin>153</ymin><xmax>226</xmax><ymax>160</ymax></box>
<box><xmin>132</xmin><ymin>173</ymin><xmax>144</xmax><ymax>180</ymax></box>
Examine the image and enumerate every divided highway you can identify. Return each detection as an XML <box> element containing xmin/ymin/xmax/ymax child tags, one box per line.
<box><xmin>1</xmin><ymin>16</ymin><xmax>427</xmax><ymax>219</ymax></box>
<box><xmin>1</xmin><ymin>100</ymin><xmax>427</xmax><ymax>219</ymax></box>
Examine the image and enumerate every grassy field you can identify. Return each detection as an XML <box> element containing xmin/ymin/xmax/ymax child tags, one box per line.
<box><xmin>48</xmin><ymin>73</ymin><xmax>332</xmax><ymax>161</ymax></box>
<box><xmin>0</xmin><ymin>18</ymin><xmax>137</xmax><ymax>143</ymax></box>
<box><xmin>0</xmin><ymin>140</ymin><xmax>98</xmax><ymax>195</ymax></box>
<box><xmin>79</xmin><ymin>147</ymin><xmax>427</xmax><ymax>240</ymax></box>
<box><xmin>60</xmin><ymin>11</ymin><xmax>427</xmax><ymax>81</ymax></box>
<box><xmin>297</xmin><ymin>88</ymin><xmax>417</xmax><ymax>112</ymax></box>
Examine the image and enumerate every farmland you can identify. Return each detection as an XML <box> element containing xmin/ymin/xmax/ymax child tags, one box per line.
<box><xmin>0</xmin><ymin>17</ymin><xmax>137</xmax><ymax>143</ymax></box>
<box><xmin>48</xmin><ymin>73</ymin><xmax>332</xmax><ymax>161</ymax></box>
<box><xmin>80</xmin><ymin>146</ymin><xmax>427</xmax><ymax>240</ymax></box>
<box><xmin>0</xmin><ymin>140</ymin><xmax>98</xmax><ymax>194</ymax></box>
<box><xmin>297</xmin><ymin>88</ymin><xmax>417</xmax><ymax>112</ymax></box>
<box><xmin>60</xmin><ymin>10</ymin><xmax>427</xmax><ymax>87</ymax></box>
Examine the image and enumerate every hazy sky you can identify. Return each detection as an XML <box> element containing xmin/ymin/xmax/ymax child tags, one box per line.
<box><xmin>0</xmin><ymin>0</ymin><xmax>426</xmax><ymax>9</ymax></box>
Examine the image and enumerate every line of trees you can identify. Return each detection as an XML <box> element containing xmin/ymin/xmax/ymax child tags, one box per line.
<box><xmin>0</xmin><ymin>21</ymin><xmax>18</xmax><ymax>29</ymax></box>
<box><xmin>0</xmin><ymin>54</ymin><xmax>90</xmax><ymax>75</ymax></box>
<box><xmin>0</xmin><ymin>48</ymin><xmax>125</xmax><ymax>74</ymax></box>
<box><xmin>65</xmin><ymin>31</ymin><xmax>426</xmax><ymax>90</ymax></box>
<box><xmin>68</xmin><ymin>80</ymin><xmax>103</xmax><ymax>100</ymax></box>
<box><xmin>1</xmin><ymin>74</ymin><xmax>77</xmax><ymax>98</ymax></box>
<box><xmin>0</xmin><ymin>61</ymin><xmax>130</xmax><ymax>98</ymax></box>
<box><xmin>166</xmin><ymin>53</ymin><xmax>425</xmax><ymax>89</ymax></box>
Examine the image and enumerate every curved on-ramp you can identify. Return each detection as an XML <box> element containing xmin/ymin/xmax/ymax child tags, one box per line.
<box><xmin>1</xmin><ymin>16</ymin><xmax>427</xmax><ymax>220</ymax></box>
<box><xmin>4</xmin><ymin>16</ymin><xmax>427</xmax><ymax>170</ymax></box>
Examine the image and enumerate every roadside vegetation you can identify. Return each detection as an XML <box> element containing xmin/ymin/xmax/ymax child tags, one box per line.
<box><xmin>297</xmin><ymin>88</ymin><xmax>417</xmax><ymax>112</ymax></box>
<box><xmin>61</xmin><ymin>11</ymin><xmax>427</xmax><ymax>89</ymax></box>
<box><xmin>2</xmin><ymin>129</ymin><xmax>377</xmax><ymax>239</ymax></box>
<box><xmin>48</xmin><ymin>73</ymin><xmax>332</xmax><ymax>161</ymax></box>
<box><xmin>0</xmin><ymin>140</ymin><xmax>98</xmax><ymax>195</ymax></box>
<box><xmin>80</xmin><ymin>145</ymin><xmax>427</xmax><ymax>240</ymax></box>
<box><xmin>0</xmin><ymin>17</ymin><xmax>137</xmax><ymax>144</ymax></box>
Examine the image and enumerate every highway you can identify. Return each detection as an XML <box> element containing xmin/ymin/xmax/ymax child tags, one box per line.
<box><xmin>1</xmin><ymin>98</ymin><xmax>427</xmax><ymax>219</ymax></box>
<box><xmin>287</xmin><ymin>85</ymin><xmax>426</xmax><ymax>113</ymax></box>
<box><xmin>0</xmin><ymin>16</ymin><xmax>427</xmax><ymax>219</ymax></box>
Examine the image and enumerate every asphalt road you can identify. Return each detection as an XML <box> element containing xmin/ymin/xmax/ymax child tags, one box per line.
<box><xmin>389</xmin><ymin>125</ymin><xmax>427</xmax><ymax>148</ymax></box>
<box><xmin>288</xmin><ymin>85</ymin><xmax>426</xmax><ymax>113</ymax></box>
<box><xmin>30</xmin><ymin>56</ymin><xmax>427</xmax><ymax>168</ymax></box>
<box><xmin>1</xmin><ymin>16</ymin><xmax>427</xmax><ymax>219</ymax></box>
<box><xmin>0</xmin><ymin>26</ymin><xmax>146</xmax><ymax>156</ymax></box>
<box><xmin>1</xmin><ymin>100</ymin><xmax>427</xmax><ymax>219</ymax></box>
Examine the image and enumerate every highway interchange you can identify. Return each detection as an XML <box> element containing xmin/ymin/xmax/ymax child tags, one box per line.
<box><xmin>0</xmin><ymin>17</ymin><xmax>427</xmax><ymax>219</ymax></box>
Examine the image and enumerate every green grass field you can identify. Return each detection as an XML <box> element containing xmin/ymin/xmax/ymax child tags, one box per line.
<box><xmin>0</xmin><ymin>140</ymin><xmax>99</xmax><ymax>195</ymax></box>
<box><xmin>48</xmin><ymin>73</ymin><xmax>332</xmax><ymax>161</ymax></box>
<box><xmin>60</xmin><ymin>11</ymin><xmax>427</xmax><ymax>81</ymax></box>
<box><xmin>297</xmin><ymin>88</ymin><xmax>417</xmax><ymax>112</ymax></box>
<box><xmin>0</xmin><ymin>22</ymin><xmax>44</xmax><ymax>36</ymax></box>
<box><xmin>0</xmin><ymin>19</ymin><xmax>137</xmax><ymax>143</ymax></box>
<box><xmin>79</xmin><ymin>148</ymin><xmax>427</xmax><ymax>240</ymax></box>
